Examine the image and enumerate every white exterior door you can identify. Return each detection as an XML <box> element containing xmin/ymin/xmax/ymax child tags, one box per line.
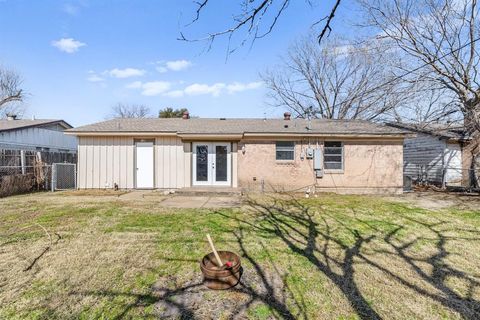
<box><xmin>192</xmin><ymin>142</ymin><xmax>231</xmax><ymax>186</ymax></box>
<box><xmin>135</xmin><ymin>142</ymin><xmax>154</xmax><ymax>189</ymax></box>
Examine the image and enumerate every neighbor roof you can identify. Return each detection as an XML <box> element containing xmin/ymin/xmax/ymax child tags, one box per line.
<box><xmin>0</xmin><ymin>119</ymin><xmax>72</xmax><ymax>132</ymax></box>
<box><xmin>67</xmin><ymin>118</ymin><xmax>407</xmax><ymax>137</ymax></box>
<box><xmin>387</xmin><ymin>122</ymin><xmax>469</xmax><ymax>141</ymax></box>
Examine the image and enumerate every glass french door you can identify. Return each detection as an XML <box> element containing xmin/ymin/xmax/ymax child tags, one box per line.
<box><xmin>192</xmin><ymin>142</ymin><xmax>231</xmax><ymax>186</ymax></box>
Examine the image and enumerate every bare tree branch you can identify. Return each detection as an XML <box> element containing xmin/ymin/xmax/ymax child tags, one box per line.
<box><xmin>359</xmin><ymin>0</ymin><xmax>480</xmax><ymax>133</ymax></box>
<box><xmin>107</xmin><ymin>103</ymin><xmax>151</xmax><ymax>119</ymax></box>
<box><xmin>0</xmin><ymin>67</ymin><xmax>24</xmax><ymax>110</ymax></box>
<box><xmin>179</xmin><ymin>0</ymin><xmax>343</xmax><ymax>54</ymax></box>
<box><xmin>315</xmin><ymin>0</ymin><xmax>342</xmax><ymax>43</ymax></box>
<box><xmin>262</xmin><ymin>36</ymin><xmax>411</xmax><ymax>121</ymax></box>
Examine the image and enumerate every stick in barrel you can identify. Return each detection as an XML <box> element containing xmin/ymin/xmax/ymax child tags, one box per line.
<box><xmin>206</xmin><ymin>234</ymin><xmax>223</xmax><ymax>267</ymax></box>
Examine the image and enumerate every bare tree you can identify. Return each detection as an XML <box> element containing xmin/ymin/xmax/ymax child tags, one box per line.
<box><xmin>359</xmin><ymin>0</ymin><xmax>480</xmax><ymax>133</ymax></box>
<box><xmin>107</xmin><ymin>103</ymin><xmax>151</xmax><ymax>119</ymax></box>
<box><xmin>179</xmin><ymin>0</ymin><xmax>342</xmax><ymax>53</ymax></box>
<box><xmin>359</xmin><ymin>0</ymin><xmax>480</xmax><ymax>187</ymax></box>
<box><xmin>262</xmin><ymin>36</ymin><xmax>409</xmax><ymax>121</ymax></box>
<box><xmin>0</xmin><ymin>67</ymin><xmax>24</xmax><ymax>111</ymax></box>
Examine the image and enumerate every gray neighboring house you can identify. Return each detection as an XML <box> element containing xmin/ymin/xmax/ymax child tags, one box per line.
<box><xmin>388</xmin><ymin>122</ymin><xmax>470</xmax><ymax>186</ymax></box>
<box><xmin>0</xmin><ymin>116</ymin><xmax>77</xmax><ymax>152</ymax></box>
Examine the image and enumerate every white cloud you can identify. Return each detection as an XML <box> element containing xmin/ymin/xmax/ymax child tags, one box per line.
<box><xmin>108</xmin><ymin>68</ymin><xmax>145</xmax><ymax>78</ymax></box>
<box><xmin>154</xmin><ymin>59</ymin><xmax>192</xmax><ymax>73</ymax></box>
<box><xmin>87</xmin><ymin>74</ymin><xmax>105</xmax><ymax>82</ymax></box>
<box><xmin>125</xmin><ymin>81</ymin><xmax>172</xmax><ymax>96</ymax></box>
<box><xmin>127</xmin><ymin>80</ymin><xmax>261</xmax><ymax>98</ymax></box>
<box><xmin>184</xmin><ymin>83</ymin><xmax>226</xmax><ymax>97</ymax></box>
<box><xmin>164</xmin><ymin>90</ymin><xmax>185</xmax><ymax>98</ymax></box>
<box><xmin>165</xmin><ymin>60</ymin><xmax>192</xmax><ymax>71</ymax></box>
<box><xmin>226</xmin><ymin>81</ymin><xmax>263</xmax><ymax>93</ymax></box>
<box><xmin>51</xmin><ymin>38</ymin><xmax>86</xmax><ymax>53</ymax></box>
<box><xmin>125</xmin><ymin>81</ymin><xmax>143</xmax><ymax>89</ymax></box>
<box><xmin>141</xmin><ymin>81</ymin><xmax>171</xmax><ymax>96</ymax></box>
<box><xmin>156</xmin><ymin>66</ymin><xmax>168</xmax><ymax>73</ymax></box>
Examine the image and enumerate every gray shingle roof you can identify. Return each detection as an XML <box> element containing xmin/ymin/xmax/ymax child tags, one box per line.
<box><xmin>67</xmin><ymin>118</ymin><xmax>407</xmax><ymax>136</ymax></box>
<box><xmin>0</xmin><ymin>119</ymin><xmax>72</xmax><ymax>132</ymax></box>
<box><xmin>387</xmin><ymin>122</ymin><xmax>469</xmax><ymax>141</ymax></box>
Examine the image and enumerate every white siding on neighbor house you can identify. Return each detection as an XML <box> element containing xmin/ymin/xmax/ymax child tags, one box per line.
<box><xmin>444</xmin><ymin>143</ymin><xmax>462</xmax><ymax>185</ymax></box>
<box><xmin>0</xmin><ymin>127</ymin><xmax>77</xmax><ymax>151</ymax></box>
<box><xmin>403</xmin><ymin>132</ymin><xmax>462</xmax><ymax>184</ymax></box>
<box><xmin>78</xmin><ymin>136</ymin><xmax>189</xmax><ymax>189</ymax></box>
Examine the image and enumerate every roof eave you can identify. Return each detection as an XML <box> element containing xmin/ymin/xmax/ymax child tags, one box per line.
<box><xmin>65</xmin><ymin>131</ymin><xmax>178</xmax><ymax>136</ymax></box>
<box><xmin>243</xmin><ymin>132</ymin><xmax>407</xmax><ymax>139</ymax></box>
<box><xmin>0</xmin><ymin>120</ymin><xmax>72</xmax><ymax>133</ymax></box>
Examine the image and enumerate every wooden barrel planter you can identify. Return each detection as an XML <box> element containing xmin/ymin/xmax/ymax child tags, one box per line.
<box><xmin>200</xmin><ymin>251</ymin><xmax>242</xmax><ymax>290</ymax></box>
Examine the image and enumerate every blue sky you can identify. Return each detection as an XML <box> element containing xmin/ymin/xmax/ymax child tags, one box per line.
<box><xmin>0</xmin><ymin>0</ymin><xmax>357</xmax><ymax>126</ymax></box>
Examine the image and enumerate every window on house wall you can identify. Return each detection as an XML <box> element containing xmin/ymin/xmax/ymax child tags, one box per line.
<box><xmin>276</xmin><ymin>141</ymin><xmax>295</xmax><ymax>160</ymax></box>
<box><xmin>324</xmin><ymin>141</ymin><xmax>343</xmax><ymax>170</ymax></box>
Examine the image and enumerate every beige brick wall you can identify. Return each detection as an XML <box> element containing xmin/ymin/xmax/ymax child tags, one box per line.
<box><xmin>237</xmin><ymin>139</ymin><xmax>404</xmax><ymax>194</ymax></box>
<box><xmin>461</xmin><ymin>134</ymin><xmax>480</xmax><ymax>187</ymax></box>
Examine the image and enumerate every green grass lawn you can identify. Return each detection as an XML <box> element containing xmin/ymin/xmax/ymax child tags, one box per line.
<box><xmin>0</xmin><ymin>192</ymin><xmax>479</xmax><ymax>319</ymax></box>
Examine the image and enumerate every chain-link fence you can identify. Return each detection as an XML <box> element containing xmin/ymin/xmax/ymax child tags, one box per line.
<box><xmin>404</xmin><ymin>164</ymin><xmax>479</xmax><ymax>192</ymax></box>
<box><xmin>0</xmin><ymin>162</ymin><xmax>78</xmax><ymax>196</ymax></box>
<box><xmin>0</xmin><ymin>147</ymin><xmax>77</xmax><ymax>197</ymax></box>
<box><xmin>51</xmin><ymin>163</ymin><xmax>76</xmax><ymax>191</ymax></box>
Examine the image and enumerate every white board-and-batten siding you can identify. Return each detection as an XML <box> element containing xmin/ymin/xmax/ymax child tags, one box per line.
<box><xmin>77</xmin><ymin>136</ymin><xmax>190</xmax><ymax>189</ymax></box>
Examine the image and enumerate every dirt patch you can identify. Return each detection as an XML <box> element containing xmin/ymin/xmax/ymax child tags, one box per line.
<box><xmin>152</xmin><ymin>265</ymin><xmax>294</xmax><ymax>319</ymax></box>
<box><xmin>59</xmin><ymin>189</ymin><xmax>129</xmax><ymax>197</ymax></box>
<box><xmin>385</xmin><ymin>191</ymin><xmax>480</xmax><ymax>211</ymax></box>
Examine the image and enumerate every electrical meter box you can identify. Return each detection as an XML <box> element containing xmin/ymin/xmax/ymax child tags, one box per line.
<box><xmin>306</xmin><ymin>148</ymin><xmax>314</xmax><ymax>159</ymax></box>
<box><xmin>314</xmin><ymin>148</ymin><xmax>323</xmax><ymax>178</ymax></box>
<box><xmin>313</xmin><ymin>149</ymin><xmax>322</xmax><ymax>170</ymax></box>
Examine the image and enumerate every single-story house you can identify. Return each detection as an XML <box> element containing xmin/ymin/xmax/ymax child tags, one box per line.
<box><xmin>0</xmin><ymin>115</ymin><xmax>77</xmax><ymax>153</ymax></box>
<box><xmin>387</xmin><ymin>122</ymin><xmax>471</xmax><ymax>186</ymax></box>
<box><xmin>66</xmin><ymin>113</ymin><xmax>409</xmax><ymax>194</ymax></box>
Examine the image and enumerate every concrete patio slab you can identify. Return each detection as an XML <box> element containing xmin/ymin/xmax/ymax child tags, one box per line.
<box><xmin>159</xmin><ymin>195</ymin><xmax>242</xmax><ymax>208</ymax></box>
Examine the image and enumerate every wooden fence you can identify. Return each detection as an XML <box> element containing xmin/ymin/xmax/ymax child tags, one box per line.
<box><xmin>0</xmin><ymin>148</ymin><xmax>76</xmax><ymax>169</ymax></box>
<box><xmin>0</xmin><ymin>148</ymin><xmax>76</xmax><ymax>197</ymax></box>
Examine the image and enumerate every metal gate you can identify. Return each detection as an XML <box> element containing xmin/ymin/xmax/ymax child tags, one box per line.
<box><xmin>52</xmin><ymin>163</ymin><xmax>76</xmax><ymax>191</ymax></box>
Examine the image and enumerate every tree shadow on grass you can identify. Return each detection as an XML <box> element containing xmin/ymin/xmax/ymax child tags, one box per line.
<box><xmin>359</xmin><ymin>215</ymin><xmax>480</xmax><ymax>319</ymax></box>
<box><xmin>226</xmin><ymin>195</ymin><xmax>382</xmax><ymax>320</ymax></box>
<box><xmin>217</xmin><ymin>194</ymin><xmax>480</xmax><ymax>320</ymax></box>
<box><xmin>71</xmin><ymin>230</ymin><xmax>306</xmax><ymax>319</ymax></box>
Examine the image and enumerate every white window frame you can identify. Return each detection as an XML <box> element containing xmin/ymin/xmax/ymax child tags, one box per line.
<box><xmin>324</xmin><ymin>141</ymin><xmax>344</xmax><ymax>172</ymax></box>
<box><xmin>275</xmin><ymin>141</ymin><xmax>295</xmax><ymax>161</ymax></box>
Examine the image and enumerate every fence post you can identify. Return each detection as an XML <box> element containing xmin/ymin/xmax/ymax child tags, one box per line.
<box><xmin>51</xmin><ymin>163</ymin><xmax>56</xmax><ymax>192</ymax></box>
<box><xmin>20</xmin><ymin>150</ymin><xmax>26</xmax><ymax>175</ymax></box>
<box><xmin>74</xmin><ymin>164</ymin><xmax>77</xmax><ymax>189</ymax></box>
<box><xmin>442</xmin><ymin>167</ymin><xmax>446</xmax><ymax>189</ymax></box>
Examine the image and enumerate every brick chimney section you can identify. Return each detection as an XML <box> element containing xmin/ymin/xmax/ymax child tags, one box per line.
<box><xmin>182</xmin><ymin>111</ymin><xmax>190</xmax><ymax>119</ymax></box>
<box><xmin>6</xmin><ymin>113</ymin><xmax>17</xmax><ymax>121</ymax></box>
<box><xmin>283</xmin><ymin>112</ymin><xmax>291</xmax><ymax>120</ymax></box>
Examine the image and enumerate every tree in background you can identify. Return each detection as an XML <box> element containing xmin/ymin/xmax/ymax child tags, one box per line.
<box><xmin>107</xmin><ymin>103</ymin><xmax>151</xmax><ymax>119</ymax></box>
<box><xmin>159</xmin><ymin>107</ymin><xmax>189</xmax><ymax>118</ymax></box>
<box><xmin>359</xmin><ymin>0</ymin><xmax>480</xmax><ymax>132</ymax></box>
<box><xmin>0</xmin><ymin>66</ymin><xmax>25</xmax><ymax>118</ymax></box>
<box><xmin>262</xmin><ymin>36</ymin><xmax>409</xmax><ymax>121</ymax></box>
<box><xmin>359</xmin><ymin>0</ymin><xmax>480</xmax><ymax>186</ymax></box>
